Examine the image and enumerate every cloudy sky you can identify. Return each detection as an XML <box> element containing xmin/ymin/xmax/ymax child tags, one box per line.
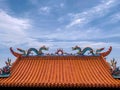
<box><xmin>0</xmin><ymin>0</ymin><xmax>120</xmax><ymax>67</ymax></box>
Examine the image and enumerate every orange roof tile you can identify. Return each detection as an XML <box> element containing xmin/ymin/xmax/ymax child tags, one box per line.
<box><xmin>0</xmin><ymin>56</ymin><xmax>120</xmax><ymax>88</ymax></box>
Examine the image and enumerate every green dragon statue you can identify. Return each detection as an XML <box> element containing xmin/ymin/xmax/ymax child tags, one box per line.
<box><xmin>17</xmin><ymin>45</ymin><xmax>48</xmax><ymax>56</ymax></box>
<box><xmin>72</xmin><ymin>45</ymin><xmax>104</xmax><ymax>56</ymax></box>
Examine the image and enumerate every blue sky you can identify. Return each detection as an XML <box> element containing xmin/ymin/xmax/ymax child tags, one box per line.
<box><xmin>0</xmin><ymin>0</ymin><xmax>120</xmax><ymax>67</ymax></box>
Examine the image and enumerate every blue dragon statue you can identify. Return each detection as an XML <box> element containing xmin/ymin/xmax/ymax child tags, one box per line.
<box><xmin>72</xmin><ymin>45</ymin><xmax>105</xmax><ymax>56</ymax></box>
<box><xmin>17</xmin><ymin>45</ymin><xmax>48</xmax><ymax>56</ymax></box>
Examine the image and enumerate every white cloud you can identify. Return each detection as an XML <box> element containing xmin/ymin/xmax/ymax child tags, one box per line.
<box><xmin>0</xmin><ymin>10</ymin><xmax>30</xmax><ymax>31</ymax></box>
<box><xmin>106</xmin><ymin>0</ymin><xmax>114</xmax><ymax>5</ymax></box>
<box><xmin>39</xmin><ymin>6</ymin><xmax>51</xmax><ymax>14</ymax></box>
<box><xmin>66</xmin><ymin>18</ymin><xmax>85</xmax><ymax>28</ymax></box>
<box><xmin>66</xmin><ymin>0</ymin><xmax>119</xmax><ymax>28</ymax></box>
<box><xmin>102</xmin><ymin>33</ymin><xmax>120</xmax><ymax>38</ymax></box>
<box><xmin>39</xmin><ymin>27</ymin><xmax>102</xmax><ymax>41</ymax></box>
<box><xmin>0</xmin><ymin>10</ymin><xmax>45</xmax><ymax>47</ymax></box>
<box><xmin>110</xmin><ymin>12</ymin><xmax>120</xmax><ymax>23</ymax></box>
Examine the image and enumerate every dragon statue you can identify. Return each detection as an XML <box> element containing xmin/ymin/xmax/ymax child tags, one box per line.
<box><xmin>109</xmin><ymin>58</ymin><xmax>120</xmax><ymax>78</ymax></box>
<box><xmin>72</xmin><ymin>45</ymin><xmax>112</xmax><ymax>57</ymax></box>
<box><xmin>0</xmin><ymin>58</ymin><xmax>12</xmax><ymax>77</ymax></box>
<box><xmin>10</xmin><ymin>45</ymin><xmax>48</xmax><ymax>57</ymax></box>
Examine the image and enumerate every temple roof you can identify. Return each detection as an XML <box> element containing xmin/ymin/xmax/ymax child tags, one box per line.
<box><xmin>0</xmin><ymin>56</ymin><xmax>120</xmax><ymax>88</ymax></box>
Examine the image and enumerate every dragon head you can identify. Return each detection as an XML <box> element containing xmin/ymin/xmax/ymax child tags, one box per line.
<box><xmin>72</xmin><ymin>45</ymin><xmax>80</xmax><ymax>50</ymax></box>
<box><xmin>40</xmin><ymin>45</ymin><xmax>49</xmax><ymax>50</ymax></box>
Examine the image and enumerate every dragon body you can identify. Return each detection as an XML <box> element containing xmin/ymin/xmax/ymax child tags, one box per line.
<box><xmin>72</xmin><ymin>46</ymin><xmax>104</xmax><ymax>56</ymax></box>
<box><xmin>16</xmin><ymin>46</ymin><xmax>48</xmax><ymax>56</ymax></box>
<box><xmin>72</xmin><ymin>46</ymin><xmax>111</xmax><ymax>57</ymax></box>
